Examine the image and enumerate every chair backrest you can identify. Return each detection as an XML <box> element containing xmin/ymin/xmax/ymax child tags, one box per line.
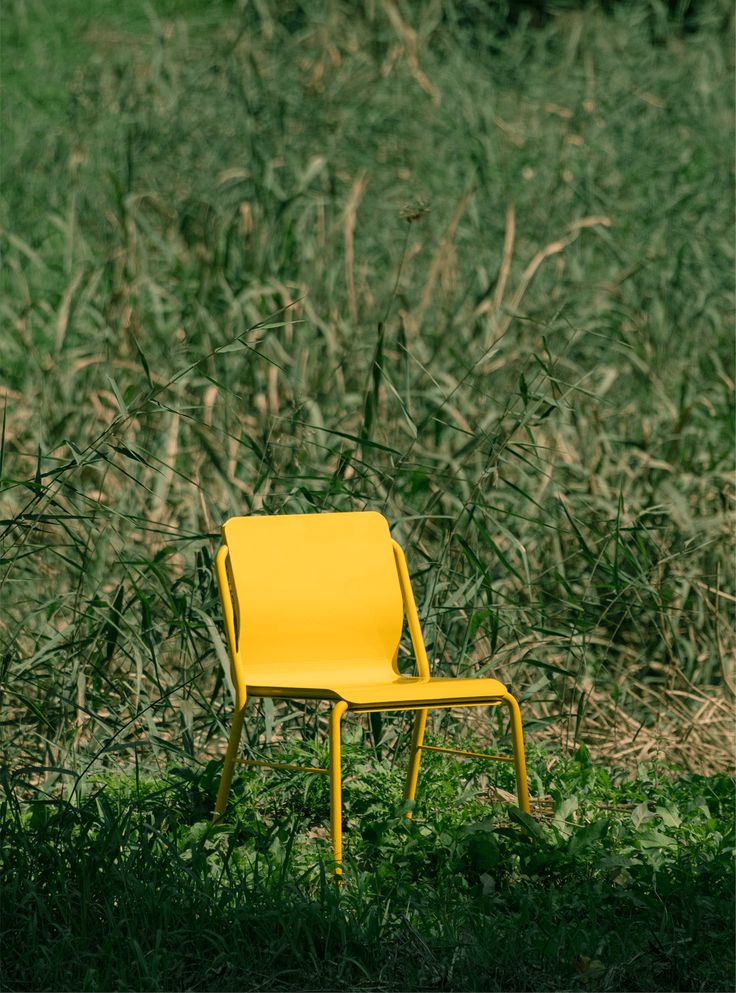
<box><xmin>221</xmin><ymin>511</ymin><xmax>404</xmax><ymax>685</ymax></box>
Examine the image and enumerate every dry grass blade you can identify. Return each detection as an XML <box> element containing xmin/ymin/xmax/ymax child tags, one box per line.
<box><xmin>343</xmin><ymin>171</ymin><xmax>368</xmax><ymax>326</ymax></box>
<box><xmin>414</xmin><ymin>183</ymin><xmax>476</xmax><ymax>334</ymax></box>
<box><xmin>493</xmin><ymin>200</ymin><xmax>516</xmax><ymax>315</ymax></box>
<box><xmin>470</xmin><ymin>216</ymin><xmax>614</xmax><ymax>367</ymax></box>
<box><xmin>381</xmin><ymin>0</ymin><xmax>441</xmax><ymax>107</ymax></box>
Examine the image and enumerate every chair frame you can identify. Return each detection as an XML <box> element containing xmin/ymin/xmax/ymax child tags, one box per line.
<box><xmin>212</xmin><ymin>531</ymin><xmax>530</xmax><ymax>875</ymax></box>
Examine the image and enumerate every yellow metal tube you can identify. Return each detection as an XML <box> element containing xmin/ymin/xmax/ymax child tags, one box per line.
<box><xmin>418</xmin><ymin>743</ymin><xmax>515</xmax><ymax>763</ymax></box>
<box><xmin>402</xmin><ymin>707</ymin><xmax>427</xmax><ymax>818</ymax></box>
<box><xmin>215</xmin><ymin>544</ymin><xmax>247</xmax><ymax>709</ymax></box>
<box><xmin>329</xmin><ymin>700</ymin><xmax>348</xmax><ymax>877</ymax></box>
<box><xmin>351</xmin><ymin>699</ymin><xmax>502</xmax><ymax>714</ymax></box>
<box><xmin>214</xmin><ymin>703</ymin><xmax>246</xmax><ymax>820</ymax></box>
<box><xmin>503</xmin><ymin>691</ymin><xmax>531</xmax><ymax>813</ymax></box>
<box><xmin>392</xmin><ymin>541</ymin><xmax>430</xmax><ymax>680</ymax></box>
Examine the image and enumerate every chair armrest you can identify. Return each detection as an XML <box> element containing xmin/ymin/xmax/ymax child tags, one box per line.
<box><xmin>391</xmin><ymin>539</ymin><xmax>430</xmax><ymax>681</ymax></box>
<box><xmin>215</xmin><ymin>544</ymin><xmax>247</xmax><ymax>707</ymax></box>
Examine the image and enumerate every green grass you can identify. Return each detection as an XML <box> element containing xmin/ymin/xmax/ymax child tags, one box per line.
<box><xmin>1</xmin><ymin>0</ymin><xmax>733</xmax><ymax>771</ymax></box>
<box><xmin>2</xmin><ymin>747</ymin><xmax>734</xmax><ymax>991</ymax></box>
<box><xmin>1</xmin><ymin>0</ymin><xmax>734</xmax><ymax>989</ymax></box>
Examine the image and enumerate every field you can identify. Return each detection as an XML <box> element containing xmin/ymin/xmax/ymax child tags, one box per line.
<box><xmin>1</xmin><ymin>1</ymin><xmax>734</xmax><ymax>990</ymax></box>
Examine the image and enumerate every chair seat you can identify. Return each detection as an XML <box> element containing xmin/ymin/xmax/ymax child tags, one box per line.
<box><xmin>249</xmin><ymin>674</ymin><xmax>507</xmax><ymax>709</ymax></box>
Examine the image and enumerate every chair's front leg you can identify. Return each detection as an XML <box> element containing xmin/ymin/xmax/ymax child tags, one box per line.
<box><xmin>329</xmin><ymin>700</ymin><xmax>349</xmax><ymax>877</ymax></box>
<box><xmin>214</xmin><ymin>703</ymin><xmax>246</xmax><ymax>820</ymax></box>
<box><xmin>402</xmin><ymin>707</ymin><xmax>427</xmax><ymax>818</ymax></box>
<box><xmin>502</xmin><ymin>692</ymin><xmax>531</xmax><ymax>813</ymax></box>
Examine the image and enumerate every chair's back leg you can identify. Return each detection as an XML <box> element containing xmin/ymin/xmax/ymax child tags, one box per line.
<box><xmin>402</xmin><ymin>708</ymin><xmax>428</xmax><ymax>818</ymax></box>
<box><xmin>503</xmin><ymin>692</ymin><xmax>531</xmax><ymax>814</ymax></box>
<box><xmin>214</xmin><ymin>704</ymin><xmax>246</xmax><ymax>819</ymax></box>
<box><xmin>329</xmin><ymin>700</ymin><xmax>349</xmax><ymax>877</ymax></box>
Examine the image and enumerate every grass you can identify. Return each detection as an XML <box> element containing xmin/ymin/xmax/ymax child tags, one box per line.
<box><xmin>2</xmin><ymin>745</ymin><xmax>734</xmax><ymax>991</ymax></box>
<box><xmin>0</xmin><ymin>0</ymin><xmax>734</xmax><ymax>989</ymax></box>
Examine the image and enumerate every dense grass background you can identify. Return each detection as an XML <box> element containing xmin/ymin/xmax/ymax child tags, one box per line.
<box><xmin>1</xmin><ymin>0</ymin><xmax>734</xmax><ymax>989</ymax></box>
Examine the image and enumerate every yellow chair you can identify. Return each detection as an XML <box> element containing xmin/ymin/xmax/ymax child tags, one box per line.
<box><xmin>213</xmin><ymin>511</ymin><xmax>530</xmax><ymax>874</ymax></box>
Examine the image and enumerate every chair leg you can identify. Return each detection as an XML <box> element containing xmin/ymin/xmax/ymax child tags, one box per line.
<box><xmin>503</xmin><ymin>692</ymin><xmax>531</xmax><ymax>814</ymax></box>
<box><xmin>329</xmin><ymin>700</ymin><xmax>348</xmax><ymax>877</ymax></box>
<box><xmin>213</xmin><ymin>704</ymin><xmax>246</xmax><ymax>820</ymax></box>
<box><xmin>403</xmin><ymin>708</ymin><xmax>428</xmax><ymax>818</ymax></box>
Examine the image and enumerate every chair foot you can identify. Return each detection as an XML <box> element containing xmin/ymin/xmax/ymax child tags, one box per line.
<box><xmin>213</xmin><ymin>705</ymin><xmax>246</xmax><ymax>820</ymax></box>
<box><xmin>329</xmin><ymin>700</ymin><xmax>348</xmax><ymax>876</ymax></box>
<box><xmin>402</xmin><ymin>708</ymin><xmax>427</xmax><ymax>818</ymax></box>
